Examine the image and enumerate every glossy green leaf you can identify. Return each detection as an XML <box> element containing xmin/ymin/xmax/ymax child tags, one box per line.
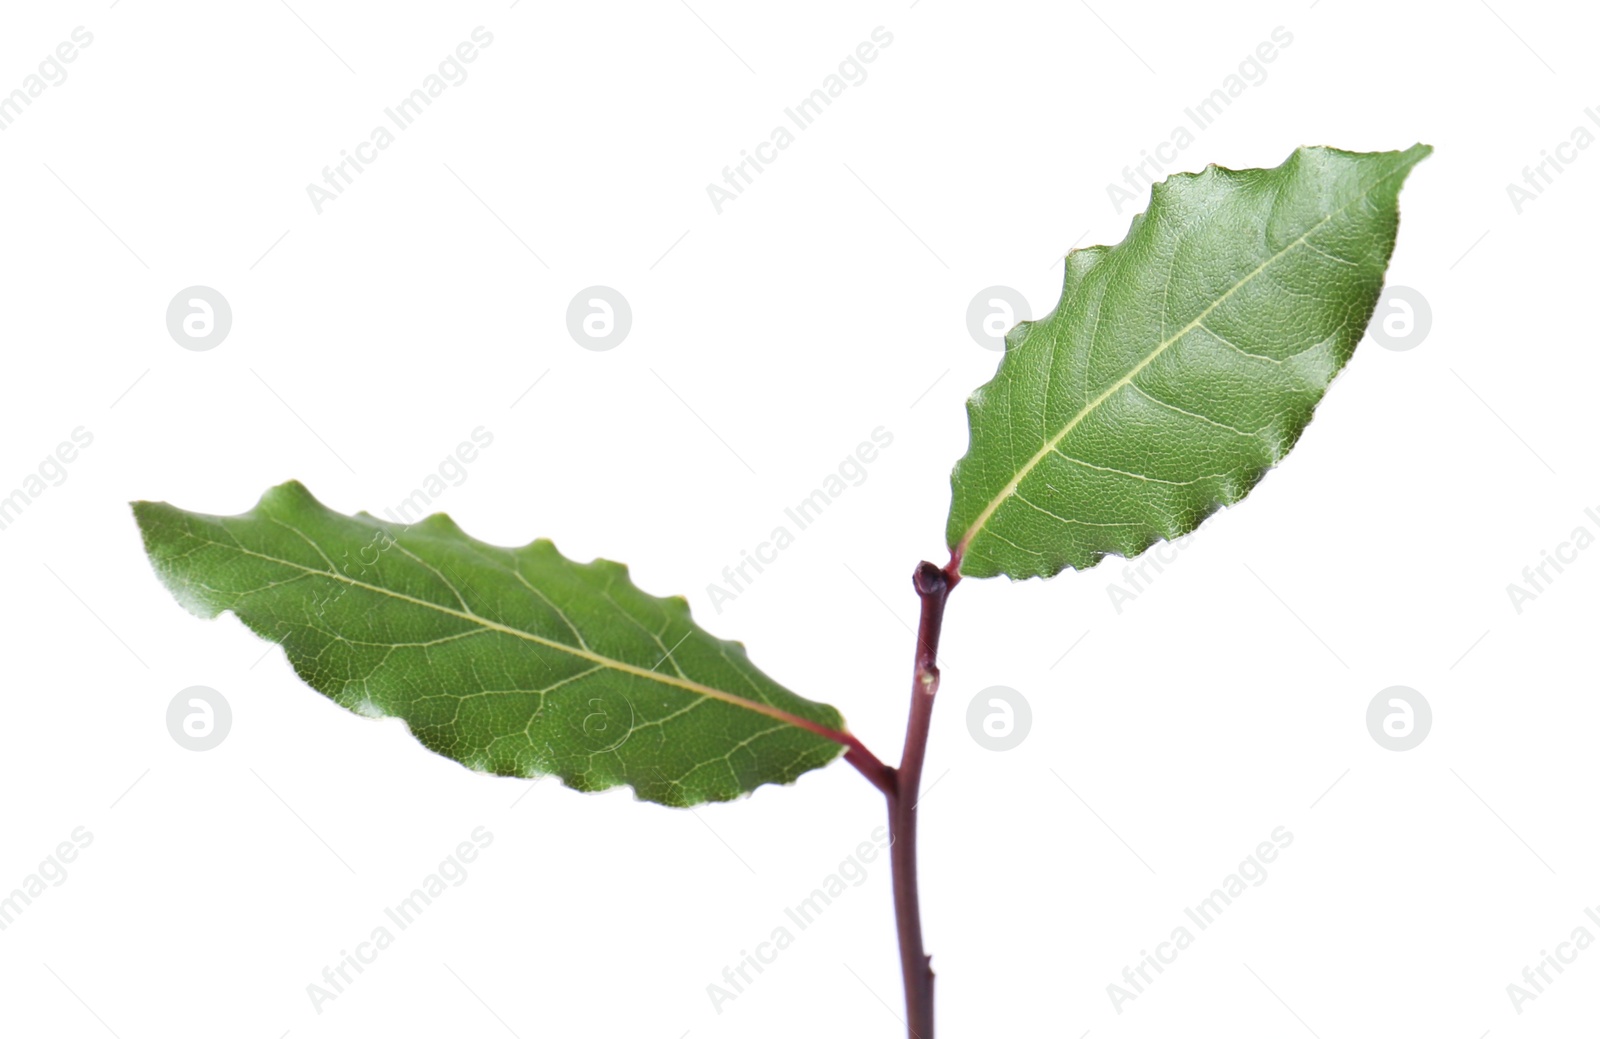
<box><xmin>133</xmin><ymin>481</ymin><xmax>847</xmax><ymax>806</ymax></box>
<box><xmin>947</xmin><ymin>144</ymin><xmax>1430</xmax><ymax>580</ymax></box>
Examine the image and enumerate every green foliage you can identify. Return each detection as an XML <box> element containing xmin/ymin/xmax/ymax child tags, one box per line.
<box><xmin>946</xmin><ymin>145</ymin><xmax>1430</xmax><ymax>579</ymax></box>
<box><xmin>133</xmin><ymin>481</ymin><xmax>846</xmax><ymax>806</ymax></box>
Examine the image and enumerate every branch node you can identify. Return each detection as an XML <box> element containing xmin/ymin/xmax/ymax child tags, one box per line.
<box><xmin>912</xmin><ymin>560</ymin><xmax>947</xmax><ymax>598</ymax></box>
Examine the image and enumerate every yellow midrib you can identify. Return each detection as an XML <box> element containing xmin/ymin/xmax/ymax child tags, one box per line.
<box><xmin>182</xmin><ymin>532</ymin><xmax>839</xmax><ymax>739</ymax></box>
<box><xmin>956</xmin><ymin>168</ymin><xmax>1403</xmax><ymax>563</ymax></box>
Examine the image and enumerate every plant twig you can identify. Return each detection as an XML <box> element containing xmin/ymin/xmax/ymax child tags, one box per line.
<box><xmin>884</xmin><ymin>556</ymin><xmax>959</xmax><ymax>1038</ymax></box>
<box><xmin>842</xmin><ymin>736</ymin><xmax>897</xmax><ymax>797</ymax></box>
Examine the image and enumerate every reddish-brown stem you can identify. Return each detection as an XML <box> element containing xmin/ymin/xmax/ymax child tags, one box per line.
<box><xmin>831</xmin><ymin>555</ymin><xmax>960</xmax><ymax>1037</ymax></box>
<box><xmin>884</xmin><ymin>556</ymin><xmax>959</xmax><ymax>1039</ymax></box>
<box><xmin>769</xmin><ymin>702</ymin><xmax>896</xmax><ymax>798</ymax></box>
<box><xmin>842</xmin><ymin>736</ymin><xmax>897</xmax><ymax>798</ymax></box>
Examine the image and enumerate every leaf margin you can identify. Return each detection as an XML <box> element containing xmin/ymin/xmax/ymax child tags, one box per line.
<box><xmin>131</xmin><ymin>480</ymin><xmax>851</xmax><ymax>808</ymax></box>
<box><xmin>945</xmin><ymin>143</ymin><xmax>1432</xmax><ymax>580</ymax></box>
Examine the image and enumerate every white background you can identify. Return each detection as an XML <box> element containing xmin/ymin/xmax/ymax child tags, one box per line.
<box><xmin>0</xmin><ymin>1</ymin><xmax>1594</xmax><ymax>1036</ymax></box>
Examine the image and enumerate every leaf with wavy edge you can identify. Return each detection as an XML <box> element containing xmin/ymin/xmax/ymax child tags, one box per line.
<box><xmin>133</xmin><ymin>481</ymin><xmax>848</xmax><ymax>806</ymax></box>
<box><xmin>946</xmin><ymin>144</ymin><xmax>1430</xmax><ymax>580</ymax></box>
